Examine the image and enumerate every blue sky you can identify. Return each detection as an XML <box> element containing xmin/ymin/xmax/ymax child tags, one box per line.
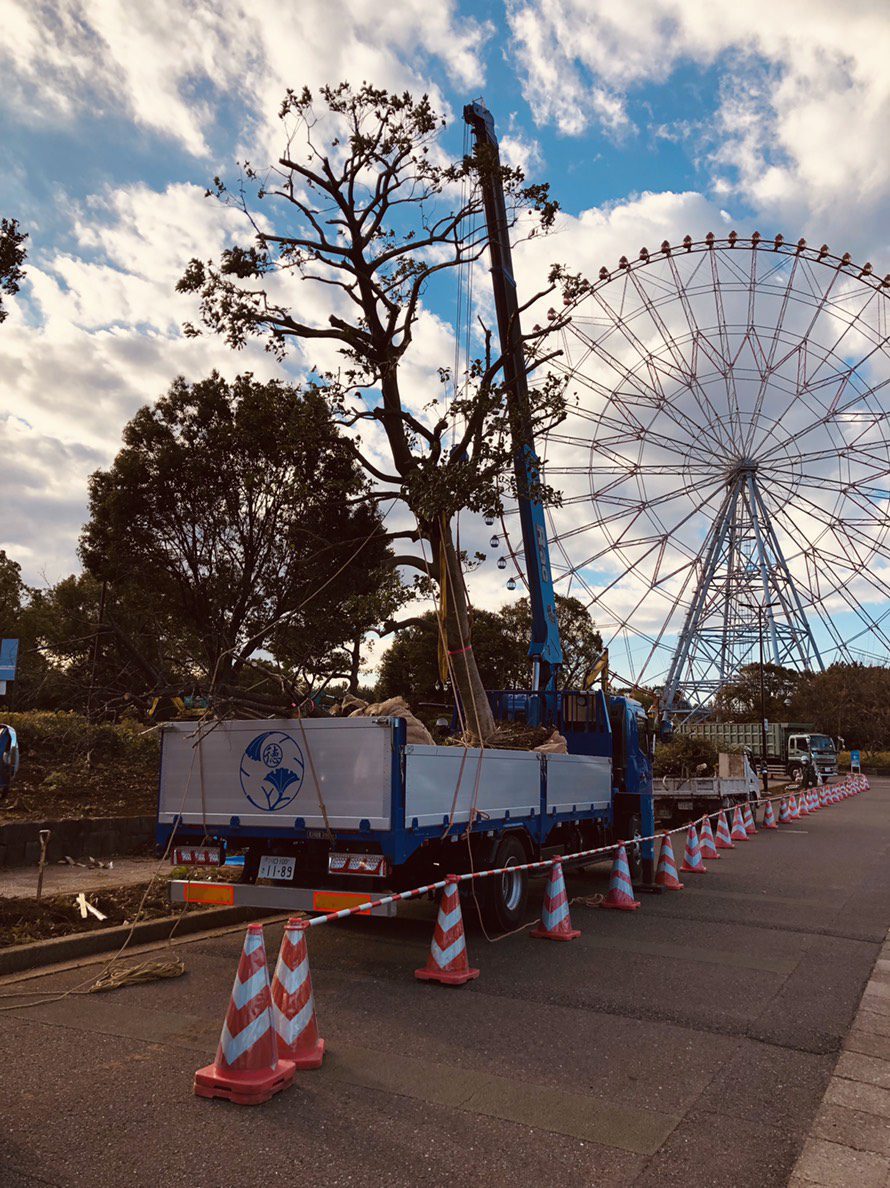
<box><xmin>1</xmin><ymin>0</ymin><xmax>888</xmax><ymax>684</ymax></box>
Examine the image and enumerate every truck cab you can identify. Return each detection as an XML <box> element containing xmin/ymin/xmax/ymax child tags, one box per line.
<box><xmin>787</xmin><ymin>733</ymin><xmax>838</xmax><ymax>779</ymax></box>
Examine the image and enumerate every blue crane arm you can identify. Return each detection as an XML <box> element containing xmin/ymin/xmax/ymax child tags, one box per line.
<box><xmin>463</xmin><ymin>101</ymin><xmax>563</xmax><ymax>692</ymax></box>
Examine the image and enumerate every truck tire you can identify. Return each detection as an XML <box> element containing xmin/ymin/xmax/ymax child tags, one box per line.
<box><xmin>478</xmin><ymin>834</ymin><xmax>529</xmax><ymax>933</ymax></box>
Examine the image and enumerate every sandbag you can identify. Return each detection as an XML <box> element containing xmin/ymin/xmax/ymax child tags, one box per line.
<box><xmin>348</xmin><ymin>695</ymin><xmax>434</xmax><ymax>746</ymax></box>
<box><xmin>534</xmin><ymin>729</ymin><xmax>569</xmax><ymax>754</ymax></box>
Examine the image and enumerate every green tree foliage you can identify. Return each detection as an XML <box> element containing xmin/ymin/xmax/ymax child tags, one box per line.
<box><xmin>376</xmin><ymin>596</ymin><xmax>601</xmax><ymax>706</ymax></box>
<box><xmin>653</xmin><ymin>733</ymin><xmax>718</xmax><ymax>779</ymax></box>
<box><xmin>177</xmin><ymin>83</ymin><xmax>579</xmax><ymax>740</ymax></box>
<box><xmin>80</xmin><ymin>371</ymin><xmax>402</xmax><ymax>695</ymax></box>
<box><xmin>0</xmin><ymin>217</ymin><xmax>26</xmax><ymax>323</ymax></box>
<box><xmin>789</xmin><ymin>663</ymin><xmax>890</xmax><ymax>751</ymax></box>
<box><xmin>714</xmin><ymin>662</ymin><xmax>803</xmax><ymax>721</ymax></box>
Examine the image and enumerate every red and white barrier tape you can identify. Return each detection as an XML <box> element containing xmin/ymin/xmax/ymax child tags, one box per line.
<box><xmin>304</xmin><ymin>779</ymin><xmax>862</xmax><ymax>929</ymax></box>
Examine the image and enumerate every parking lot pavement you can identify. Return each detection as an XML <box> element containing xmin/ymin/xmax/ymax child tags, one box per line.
<box><xmin>1</xmin><ymin>779</ymin><xmax>888</xmax><ymax>1187</ymax></box>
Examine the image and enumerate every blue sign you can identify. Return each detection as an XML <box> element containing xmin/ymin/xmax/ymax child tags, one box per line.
<box><xmin>0</xmin><ymin>639</ymin><xmax>18</xmax><ymax>682</ymax></box>
<box><xmin>239</xmin><ymin>730</ymin><xmax>305</xmax><ymax>812</ymax></box>
<box><xmin>851</xmin><ymin>749</ymin><xmax>861</xmax><ymax>766</ymax></box>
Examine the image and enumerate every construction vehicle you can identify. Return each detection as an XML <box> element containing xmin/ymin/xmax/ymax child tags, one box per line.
<box><xmin>158</xmin><ymin>102</ymin><xmax>666</xmax><ymax>929</ymax></box>
<box><xmin>680</xmin><ymin>720</ymin><xmax>839</xmax><ymax>780</ymax></box>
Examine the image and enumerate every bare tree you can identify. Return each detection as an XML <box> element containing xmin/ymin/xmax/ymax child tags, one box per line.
<box><xmin>179</xmin><ymin>84</ymin><xmax>579</xmax><ymax>739</ymax></box>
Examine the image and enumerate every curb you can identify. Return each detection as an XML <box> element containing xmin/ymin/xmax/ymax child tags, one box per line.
<box><xmin>0</xmin><ymin>905</ymin><xmax>275</xmax><ymax>976</ymax></box>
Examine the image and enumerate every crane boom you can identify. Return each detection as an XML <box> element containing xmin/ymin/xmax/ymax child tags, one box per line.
<box><xmin>463</xmin><ymin>100</ymin><xmax>563</xmax><ymax>704</ymax></box>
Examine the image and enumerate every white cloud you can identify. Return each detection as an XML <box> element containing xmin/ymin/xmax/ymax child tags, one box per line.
<box><xmin>507</xmin><ymin>0</ymin><xmax>890</xmax><ymax>257</ymax></box>
<box><xmin>0</xmin><ymin>0</ymin><xmax>490</xmax><ymax>158</ymax></box>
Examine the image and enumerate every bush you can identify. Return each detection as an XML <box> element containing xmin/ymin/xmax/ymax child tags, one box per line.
<box><xmin>0</xmin><ymin>711</ymin><xmax>159</xmax><ymax>819</ymax></box>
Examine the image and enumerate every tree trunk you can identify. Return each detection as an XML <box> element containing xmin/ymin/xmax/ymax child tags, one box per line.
<box><xmin>438</xmin><ymin>522</ymin><xmax>496</xmax><ymax>742</ymax></box>
<box><xmin>348</xmin><ymin>634</ymin><xmax>362</xmax><ymax>695</ymax></box>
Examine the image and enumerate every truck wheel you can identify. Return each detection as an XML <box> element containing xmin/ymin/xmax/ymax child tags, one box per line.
<box><xmin>479</xmin><ymin>834</ymin><xmax>529</xmax><ymax>933</ymax></box>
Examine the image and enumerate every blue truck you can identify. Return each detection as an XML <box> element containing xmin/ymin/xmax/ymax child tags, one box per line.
<box><xmin>159</xmin><ymin>689</ymin><xmax>657</xmax><ymax>931</ymax></box>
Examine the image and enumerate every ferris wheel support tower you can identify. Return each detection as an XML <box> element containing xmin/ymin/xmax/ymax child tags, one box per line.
<box><xmin>660</xmin><ymin>461</ymin><xmax>824</xmax><ymax>721</ymax></box>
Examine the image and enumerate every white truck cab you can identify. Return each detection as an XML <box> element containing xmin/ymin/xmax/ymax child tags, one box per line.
<box><xmin>787</xmin><ymin>732</ymin><xmax>838</xmax><ymax>779</ymax></box>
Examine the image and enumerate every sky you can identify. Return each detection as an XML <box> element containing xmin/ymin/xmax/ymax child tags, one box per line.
<box><xmin>2</xmin><ymin>0</ymin><xmax>889</xmax><ymax>684</ymax></box>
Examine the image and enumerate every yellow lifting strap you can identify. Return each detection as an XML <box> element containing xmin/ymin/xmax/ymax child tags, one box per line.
<box><xmin>583</xmin><ymin>648</ymin><xmax>609</xmax><ymax>690</ymax></box>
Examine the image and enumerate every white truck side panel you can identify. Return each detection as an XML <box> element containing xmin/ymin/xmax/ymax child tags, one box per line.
<box><xmin>404</xmin><ymin>745</ymin><xmax>540</xmax><ymax>828</ymax></box>
<box><xmin>545</xmin><ymin>752</ymin><xmax>612</xmax><ymax>813</ymax></box>
<box><xmin>158</xmin><ymin>718</ymin><xmax>393</xmax><ymax>831</ymax></box>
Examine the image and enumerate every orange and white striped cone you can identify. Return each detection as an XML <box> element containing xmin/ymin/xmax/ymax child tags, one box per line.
<box><xmin>680</xmin><ymin>823</ymin><xmax>707</xmax><ymax>874</ymax></box>
<box><xmin>819</xmin><ymin>788</ymin><xmax>829</xmax><ymax>808</ymax></box>
<box><xmin>763</xmin><ymin>799</ymin><xmax>778</xmax><ymax>829</ymax></box>
<box><xmin>788</xmin><ymin>794</ymin><xmax>800</xmax><ymax>820</ymax></box>
<box><xmin>778</xmin><ymin>798</ymin><xmax>791</xmax><ymax>824</ymax></box>
<box><xmin>731</xmin><ymin>806</ymin><xmax>749</xmax><ymax>841</ymax></box>
<box><xmin>194</xmin><ymin>924</ymin><xmax>295</xmax><ymax>1105</ymax></box>
<box><xmin>415</xmin><ymin>876</ymin><xmax>479</xmax><ymax>986</ymax></box>
<box><xmin>808</xmin><ymin>789</ymin><xmax>819</xmax><ymax>812</ymax></box>
<box><xmin>715</xmin><ymin>811</ymin><xmax>735</xmax><ymax>849</ymax></box>
<box><xmin>699</xmin><ymin>816</ymin><xmax>721</xmax><ymax>860</ymax></box>
<box><xmin>600</xmin><ymin>843</ymin><xmax>641</xmax><ymax>911</ymax></box>
<box><xmin>743</xmin><ymin>803</ymin><xmax>757</xmax><ymax>834</ymax></box>
<box><xmin>271</xmin><ymin>919</ymin><xmax>324</xmax><ymax>1069</ymax></box>
<box><xmin>531</xmin><ymin>860</ymin><xmax>580</xmax><ymax>941</ymax></box>
<box><xmin>655</xmin><ymin>833</ymin><xmax>684</xmax><ymax>890</ymax></box>
<box><xmin>797</xmin><ymin>791</ymin><xmax>809</xmax><ymax>817</ymax></box>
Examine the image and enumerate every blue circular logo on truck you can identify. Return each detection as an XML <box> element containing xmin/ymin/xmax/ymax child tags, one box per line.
<box><xmin>239</xmin><ymin>731</ymin><xmax>305</xmax><ymax>812</ymax></box>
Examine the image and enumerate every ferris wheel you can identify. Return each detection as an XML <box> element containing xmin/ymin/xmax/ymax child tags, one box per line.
<box><xmin>498</xmin><ymin>233</ymin><xmax>890</xmax><ymax>716</ymax></box>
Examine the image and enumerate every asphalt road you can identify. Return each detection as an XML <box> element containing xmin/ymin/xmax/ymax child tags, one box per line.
<box><xmin>2</xmin><ymin>779</ymin><xmax>888</xmax><ymax>1188</ymax></box>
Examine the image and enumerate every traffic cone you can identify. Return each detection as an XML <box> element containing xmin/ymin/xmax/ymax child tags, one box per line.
<box><xmin>600</xmin><ymin>843</ymin><xmax>641</xmax><ymax>911</ymax></box>
<box><xmin>809</xmin><ymin>789</ymin><xmax>819</xmax><ymax>812</ymax></box>
<box><xmin>270</xmin><ymin>919</ymin><xmax>324</xmax><ymax>1069</ymax></box>
<box><xmin>194</xmin><ymin>924</ymin><xmax>296</xmax><ymax>1105</ymax></box>
<box><xmin>715</xmin><ymin>811</ymin><xmax>735</xmax><ymax>849</ymax></box>
<box><xmin>680</xmin><ymin>823</ymin><xmax>707</xmax><ymax>874</ymax></box>
<box><xmin>415</xmin><ymin>876</ymin><xmax>479</xmax><ymax>986</ymax></box>
<box><xmin>819</xmin><ymin>788</ymin><xmax>828</xmax><ymax>808</ymax></box>
<box><xmin>531</xmin><ymin>860</ymin><xmax>580</xmax><ymax>940</ymax></box>
<box><xmin>731</xmin><ymin>806</ymin><xmax>749</xmax><ymax>841</ymax></box>
<box><xmin>699</xmin><ymin>816</ymin><xmax>721</xmax><ymax>860</ymax></box>
<box><xmin>778</xmin><ymin>798</ymin><xmax>791</xmax><ymax>824</ymax></box>
<box><xmin>763</xmin><ymin>799</ymin><xmax>778</xmax><ymax>829</ymax></box>
<box><xmin>789</xmin><ymin>794</ymin><xmax>800</xmax><ymax>820</ymax></box>
<box><xmin>743</xmin><ymin>803</ymin><xmax>757</xmax><ymax>834</ymax></box>
<box><xmin>797</xmin><ymin>792</ymin><xmax>809</xmax><ymax>817</ymax></box>
<box><xmin>655</xmin><ymin>833</ymin><xmax>684</xmax><ymax>889</ymax></box>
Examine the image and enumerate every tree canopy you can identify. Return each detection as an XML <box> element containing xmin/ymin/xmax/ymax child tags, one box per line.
<box><xmin>178</xmin><ymin>82</ymin><xmax>580</xmax><ymax>739</ymax></box>
<box><xmin>376</xmin><ymin>595</ymin><xmax>601</xmax><ymax>709</ymax></box>
<box><xmin>714</xmin><ymin>662</ymin><xmax>803</xmax><ymax>721</ymax></box>
<box><xmin>80</xmin><ymin>371</ymin><xmax>404</xmax><ymax>702</ymax></box>
<box><xmin>0</xmin><ymin>217</ymin><xmax>26</xmax><ymax>323</ymax></box>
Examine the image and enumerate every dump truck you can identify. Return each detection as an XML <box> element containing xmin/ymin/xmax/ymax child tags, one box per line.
<box><xmin>680</xmin><ymin>720</ymin><xmax>839</xmax><ymax>779</ymax></box>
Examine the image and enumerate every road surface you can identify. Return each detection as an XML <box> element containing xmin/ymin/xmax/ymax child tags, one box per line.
<box><xmin>1</xmin><ymin>779</ymin><xmax>888</xmax><ymax>1187</ymax></box>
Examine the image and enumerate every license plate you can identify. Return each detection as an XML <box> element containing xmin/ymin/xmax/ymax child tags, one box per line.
<box><xmin>677</xmin><ymin>800</ymin><xmax>693</xmax><ymax>810</ymax></box>
<box><xmin>258</xmin><ymin>855</ymin><xmax>295</xmax><ymax>881</ymax></box>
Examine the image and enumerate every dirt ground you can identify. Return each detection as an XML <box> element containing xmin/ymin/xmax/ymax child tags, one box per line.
<box><xmin>0</xmin><ymin>879</ymin><xmax>187</xmax><ymax>947</ymax></box>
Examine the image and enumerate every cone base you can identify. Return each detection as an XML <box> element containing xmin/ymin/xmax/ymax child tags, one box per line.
<box><xmin>655</xmin><ymin>877</ymin><xmax>684</xmax><ymax>890</ymax></box>
<box><xmin>284</xmin><ymin>1037</ymin><xmax>325</xmax><ymax>1070</ymax></box>
<box><xmin>745</xmin><ymin>829</ymin><xmax>757</xmax><ymax>836</ymax></box>
<box><xmin>715</xmin><ymin>840</ymin><xmax>735</xmax><ymax>849</ymax></box>
<box><xmin>194</xmin><ymin>1058</ymin><xmax>295</xmax><ymax>1106</ymax></box>
<box><xmin>699</xmin><ymin>849</ymin><xmax>721</xmax><ymax>860</ymax></box>
<box><xmin>679</xmin><ymin>864</ymin><xmax>707</xmax><ymax>874</ymax></box>
<box><xmin>763</xmin><ymin>822</ymin><xmax>778</xmax><ymax>829</ymax></box>
<box><xmin>415</xmin><ymin>965</ymin><xmax>480</xmax><ymax>986</ymax></box>
<box><xmin>530</xmin><ymin>924</ymin><xmax>581</xmax><ymax>941</ymax></box>
<box><xmin>600</xmin><ymin>896</ymin><xmax>641</xmax><ymax>911</ymax></box>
